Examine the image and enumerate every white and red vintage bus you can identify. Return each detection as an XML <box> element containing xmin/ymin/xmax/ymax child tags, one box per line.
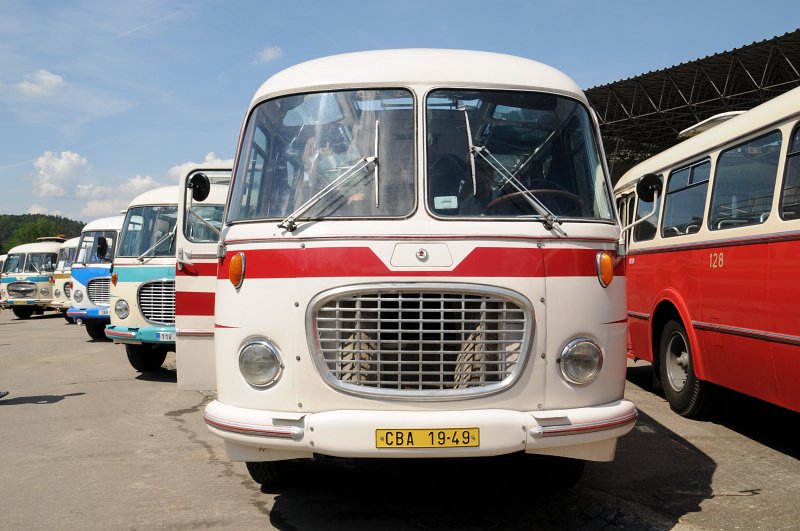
<box><xmin>199</xmin><ymin>49</ymin><xmax>636</xmax><ymax>486</ymax></box>
<box><xmin>615</xmin><ymin>85</ymin><xmax>800</xmax><ymax>418</ymax></box>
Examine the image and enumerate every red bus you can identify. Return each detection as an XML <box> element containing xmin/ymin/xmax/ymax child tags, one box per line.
<box><xmin>614</xmin><ymin>86</ymin><xmax>800</xmax><ymax>417</ymax></box>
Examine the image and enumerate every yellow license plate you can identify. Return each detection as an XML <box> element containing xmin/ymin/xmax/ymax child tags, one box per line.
<box><xmin>376</xmin><ymin>427</ymin><xmax>479</xmax><ymax>448</ymax></box>
<box><xmin>12</xmin><ymin>300</ymin><xmax>31</xmax><ymax>305</ymax></box>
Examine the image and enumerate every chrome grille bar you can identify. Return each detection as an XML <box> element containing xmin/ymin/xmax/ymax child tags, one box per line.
<box><xmin>8</xmin><ymin>282</ymin><xmax>36</xmax><ymax>298</ymax></box>
<box><xmin>88</xmin><ymin>277</ymin><xmax>110</xmax><ymax>305</ymax></box>
<box><xmin>310</xmin><ymin>284</ymin><xmax>533</xmax><ymax>399</ymax></box>
<box><xmin>138</xmin><ymin>280</ymin><xmax>175</xmax><ymax>324</ymax></box>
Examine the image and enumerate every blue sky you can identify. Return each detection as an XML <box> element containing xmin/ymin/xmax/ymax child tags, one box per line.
<box><xmin>1</xmin><ymin>0</ymin><xmax>798</xmax><ymax>223</ymax></box>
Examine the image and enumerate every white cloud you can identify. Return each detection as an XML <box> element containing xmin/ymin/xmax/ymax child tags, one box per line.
<box><xmin>15</xmin><ymin>69</ymin><xmax>65</xmax><ymax>98</ymax></box>
<box><xmin>80</xmin><ymin>199</ymin><xmax>131</xmax><ymax>218</ymax></box>
<box><xmin>32</xmin><ymin>150</ymin><xmax>88</xmax><ymax>198</ymax></box>
<box><xmin>167</xmin><ymin>152</ymin><xmax>234</xmax><ymax>180</ymax></box>
<box><xmin>27</xmin><ymin>204</ymin><xmax>49</xmax><ymax>214</ymax></box>
<box><xmin>254</xmin><ymin>46</ymin><xmax>283</xmax><ymax>65</ymax></box>
<box><xmin>127</xmin><ymin>174</ymin><xmax>161</xmax><ymax>193</ymax></box>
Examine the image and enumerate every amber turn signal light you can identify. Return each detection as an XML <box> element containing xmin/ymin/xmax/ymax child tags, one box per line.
<box><xmin>229</xmin><ymin>252</ymin><xmax>246</xmax><ymax>289</ymax></box>
<box><xmin>111</xmin><ymin>272</ymin><xmax>118</xmax><ymax>286</ymax></box>
<box><xmin>596</xmin><ymin>250</ymin><xmax>614</xmax><ymax>287</ymax></box>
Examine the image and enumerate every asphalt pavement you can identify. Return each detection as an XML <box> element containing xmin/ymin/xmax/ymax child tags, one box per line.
<box><xmin>0</xmin><ymin>309</ymin><xmax>797</xmax><ymax>530</ymax></box>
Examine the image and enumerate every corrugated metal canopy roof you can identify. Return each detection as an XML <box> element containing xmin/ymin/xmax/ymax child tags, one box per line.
<box><xmin>585</xmin><ymin>28</ymin><xmax>800</xmax><ymax>183</ymax></box>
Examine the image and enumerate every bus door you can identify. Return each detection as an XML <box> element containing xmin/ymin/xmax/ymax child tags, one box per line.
<box><xmin>175</xmin><ymin>167</ymin><xmax>231</xmax><ymax>390</ymax></box>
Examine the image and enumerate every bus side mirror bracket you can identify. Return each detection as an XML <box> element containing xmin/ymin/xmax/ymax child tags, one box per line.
<box><xmin>618</xmin><ymin>173</ymin><xmax>663</xmax><ymax>253</ymax></box>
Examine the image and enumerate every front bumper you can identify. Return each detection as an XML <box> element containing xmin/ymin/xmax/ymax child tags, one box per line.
<box><xmin>1</xmin><ymin>298</ymin><xmax>51</xmax><ymax>308</ymax></box>
<box><xmin>67</xmin><ymin>307</ymin><xmax>110</xmax><ymax>321</ymax></box>
<box><xmin>204</xmin><ymin>398</ymin><xmax>637</xmax><ymax>462</ymax></box>
<box><xmin>105</xmin><ymin>324</ymin><xmax>176</xmax><ymax>345</ymax></box>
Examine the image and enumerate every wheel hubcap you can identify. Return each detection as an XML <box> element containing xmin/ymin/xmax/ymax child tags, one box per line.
<box><xmin>665</xmin><ymin>331</ymin><xmax>689</xmax><ymax>392</ymax></box>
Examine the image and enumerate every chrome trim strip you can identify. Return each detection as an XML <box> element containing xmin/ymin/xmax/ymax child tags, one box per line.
<box><xmin>540</xmin><ymin>410</ymin><xmax>638</xmax><ymax>437</ymax></box>
<box><xmin>628</xmin><ymin>311</ymin><xmax>650</xmax><ymax>321</ymax></box>
<box><xmin>203</xmin><ymin>413</ymin><xmax>303</xmax><ymax>440</ymax></box>
<box><xmin>628</xmin><ymin>228</ymin><xmax>800</xmax><ymax>255</ymax></box>
<box><xmin>693</xmin><ymin>321</ymin><xmax>800</xmax><ymax>347</ymax></box>
<box><xmin>176</xmin><ymin>328</ymin><xmax>214</xmax><ymax>337</ymax></box>
<box><xmin>105</xmin><ymin>329</ymin><xmax>137</xmax><ymax>338</ymax></box>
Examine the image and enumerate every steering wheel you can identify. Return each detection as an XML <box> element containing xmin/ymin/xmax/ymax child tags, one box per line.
<box><xmin>486</xmin><ymin>189</ymin><xmax>584</xmax><ymax>216</ymax></box>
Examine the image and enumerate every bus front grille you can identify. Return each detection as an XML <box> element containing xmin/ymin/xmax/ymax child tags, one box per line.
<box><xmin>8</xmin><ymin>282</ymin><xmax>36</xmax><ymax>298</ymax></box>
<box><xmin>310</xmin><ymin>284</ymin><xmax>533</xmax><ymax>399</ymax></box>
<box><xmin>88</xmin><ymin>277</ymin><xmax>111</xmax><ymax>305</ymax></box>
<box><xmin>138</xmin><ymin>280</ymin><xmax>175</xmax><ymax>324</ymax></box>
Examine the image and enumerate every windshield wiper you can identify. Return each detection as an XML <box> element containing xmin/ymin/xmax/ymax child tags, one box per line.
<box><xmin>138</xmin><ymin>225</ymin><xmax>176</xmax><ymax>262</ymax></box>
<box><xmin>462</xmin><ymin>110</ymin><xmax>565</xmax><ymax>235</ymax></box>
<box><xmin>279</xmin><ymin>123</ymin><xmax>380</xmax><ymax>232</ymax></box>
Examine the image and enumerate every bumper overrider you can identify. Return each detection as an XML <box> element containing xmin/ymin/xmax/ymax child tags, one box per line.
<box><xmin>105</xmin><ymin>324</ymin><xmax>176</xmax><ymax>345</ymax></box>
<box><xmin>204</xmin><ymin>399</ymin><xmax>637</xmax><ymax>461</ymax></box>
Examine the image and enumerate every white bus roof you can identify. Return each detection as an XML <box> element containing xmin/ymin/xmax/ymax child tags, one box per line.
<box><xmin>82</xmin><ymin>214</ymin><xmax>125</xmax><ymax>233</ymax></box>
<box><xmin>250</xmin><ymin>49</ymin><xmax>587</xmax><ymax>107</ymax></box>
<box><xmin>60</xmin><ymin>236</ymin><xmax>80</xmax><ymax>248</ymax></box>
<box><xmin>127</xmin><ymin>186</ymin><xmax>178</xmax><ymax>208</ymax></box>
<box><xmin>615</xmin><ymin>85</ymin><xmax>800</xmax><ymax>193</ymax></box>
<box><xmin>7</xmin><ymin>240</ymin><xmax>64</xmax><ymax>254</ymax></box>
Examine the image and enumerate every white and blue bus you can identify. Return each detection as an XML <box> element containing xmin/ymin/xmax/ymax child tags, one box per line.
<box><xmin>68</xmin><ymin>215</ymin><xmax>124</xmax><ymax>339</ymax></box>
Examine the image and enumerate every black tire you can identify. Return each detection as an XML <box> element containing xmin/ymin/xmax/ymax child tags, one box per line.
<box><xmin>64</xmin><ymin>314</ymin><xmax>75</xmax><ymax>324</ymax></box>
<box><xmin>125</xmin><ymin>344</ymin><xmax>168</xmax><ymax>372</ymax></box>
<box><xmin>12</xmin><ymin>306</ymin><xmax>35</xmax><ymax>319</ymax></box>
<box><xmin>658</xmin><ymin>319</ymin><xmax>718</xmax><ymax>418</ymax></box>
<box><xmin>246</xmin><ymin>460</ymin><xmax>304</xmax><ymax>487</ymax></box>
<box><xmin>84</xmin><ymin>320</ymin><xmax>108</xmax><ymax>339</ymax></box>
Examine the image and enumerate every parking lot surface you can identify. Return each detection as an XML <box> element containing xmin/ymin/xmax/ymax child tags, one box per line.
<box><xmin>1</xmin><ymin>310</ymin><xmax>797</xmax><ymax>530</ymax></box>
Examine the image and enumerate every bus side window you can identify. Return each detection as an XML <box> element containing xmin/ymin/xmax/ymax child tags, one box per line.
<box><xmin>780</xmin><ymin>125</ymin><xmax>800</xmax><ymax>220</ymax></box>
<box><xmin>709</xmin><ymin>131</ymin><xmax>781</xmax><ymax>230</ymax></box>
<box><xmin>661</xmin><ymin>160</ymin><xmax>710</xmax><ymax>238</ymax></box>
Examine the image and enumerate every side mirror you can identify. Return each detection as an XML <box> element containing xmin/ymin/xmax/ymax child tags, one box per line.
<box><xmin>188</xmin><ymin>173</ymin><xmax>211</xmax><ymax>202</ymax></box>
<box><xmin>636</xmin><ymin>173</ymin><xmax>662</xmax><ymax>203</ymax></box>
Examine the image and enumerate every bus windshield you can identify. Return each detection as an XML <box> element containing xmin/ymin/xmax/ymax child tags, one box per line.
<box><xmin>24</xmin><ymin>252</ymin><xmax>57</xmax><ymax>273</ymax></box>
<box><xmin>427</xmin><ymin>90</ymin><xmax>613</xmax><ymax>220</ymax></box>
<box><xmin>76</xmin><ymin>231</ymin><xmax>117</xmax><ymax>264</ymax></box>
<box><xmin>3</xmin><ymin>253</ymin><xmax>24</xmax><ymax>274</ymax></box>
<box><xmin>117</xmin><ymin>206</ymin><xmax>178</xmax><ymax>258</ymax></box>
<box><xmin>228</xmin><ymin>88</ymin><xmax>415</xmax><ymax>223</ymax></box>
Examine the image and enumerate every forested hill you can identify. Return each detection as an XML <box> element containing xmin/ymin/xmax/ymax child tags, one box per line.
<box><xmin>0</xmin><ymin>214</ymin><xmax>85</xmax><ymax>254</ymax></box>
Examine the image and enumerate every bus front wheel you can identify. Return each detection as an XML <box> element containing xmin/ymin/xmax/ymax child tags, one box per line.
<box><xmin>11</xmin><ymin>307</ymin><xmax>35</xmax><ymax>319</ymax></box>
<box><xmin>658</xmin><ymin>320</ymin><xmax>718</xmax><ymax>418</ymax></box>
<box><xmin>246</xmin><ymin>460</ymin><xmax>304</xmax><ymax>487</ymax></box>
<box><xmin>84</xmin><ymin>320</ymin><xmax>108</xmax><ymax>340</ymax></box>
<box><xmin>125</xmin><ymin>344</ymin><xmax>168</xmax><ymax>372</ymax></box>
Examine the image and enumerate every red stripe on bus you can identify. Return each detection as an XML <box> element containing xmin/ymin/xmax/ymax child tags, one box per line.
<box><xmin>217</xmin><ymin>247</ymin><xmax>617</xmax><ymax>279</ymax></box>
<box><xmin>176</xmin><ymin>291</ymin><xmax>215</xmax><ymax>316</ymax></box>
<box><xmin>176</xmin><ymin>262</ymin><xmax>218</xmax><ymax>277</ymax></box>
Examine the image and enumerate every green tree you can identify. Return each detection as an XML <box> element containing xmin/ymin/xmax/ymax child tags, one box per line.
<box><xmin>6</xmin><ymin>217</ymin><xmax>62</xmax><ymax>249</ymax></box>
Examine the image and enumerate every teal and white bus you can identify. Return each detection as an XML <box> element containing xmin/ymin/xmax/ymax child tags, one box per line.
<box><xmin>0</xmin><ymin>237</ymin><xmax>64</xmax><ymax>319</ymax></box>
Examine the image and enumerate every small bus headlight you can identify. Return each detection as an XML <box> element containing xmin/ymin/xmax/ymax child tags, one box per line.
<box><xmin>115</xmin><ymin>299</ymin><xmax>129</xmax><ymax>319</ymax></box>
<box><xmin>54</xmin><ymin>288</ymin><xmax>61</xmax><ymax>298</ymax></box>
<box><xmin>73</xmin><ymin>290</ymin><xmax>84</xmax><ymax>303</ymax></box>
<box><xmin>558</xmin><ymin>338</ymin><xmax>603</xmax><ymax>385</ymax></box>
<box><xmin>40</xmin><ymin>286</ymin><xmax>50</xmax><ymax>296</ymax></box>
<box><xmin>238</xmin><ymin>338</ymin><xmax>283</xmax><ymax>387</ymax></box>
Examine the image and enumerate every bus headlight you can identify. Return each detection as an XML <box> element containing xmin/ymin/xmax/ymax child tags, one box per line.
<box><xmin>238</xmin><ymin>338</ymin><xmax>283</xmax><ymax>387</ymax></box>
<box><xmin>115</xmin><ymin>299</ymin><xmax>130</xmax><ymax>319</ymax></box>
<box><xmin>558</xmin><ymin>338</ymin><xmax>603</xmax><ymax>385</ymax></box>
<box><xmin>40</xmin><ymin>286</ymin><xmax>50</xmax><ymax>296</ymax></box>
<box><xmin>54</xmin><ymin>288</ymin><xmax>61</xmax><ymax>298</ymax></box>
<box><xmin>73</xmin><ymin>290</ymin><xmax>84</xmax><ymax>303</ymax></box>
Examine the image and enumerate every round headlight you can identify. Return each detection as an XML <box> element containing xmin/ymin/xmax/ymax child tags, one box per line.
<box><xmin>40</xmin><ymin>286</ymin><xmax>50</xmax><ymax>296</ymax></box>
<box><xmin>73</xmin><ymin>290</ymin><xmax>84</xmax><ymax>303</ymax></box>
<box><xmin>115</xmin><ymin>299</ymin><xmax>129</xmax><ymax>319</ymax></box>
<box><xmin>238</xmin><ymin>338</ymin><xmax>283</xmax><ymax>387</ymax></box>
<box><xmin>54</xmin><ymin>288</ymin><xmax>61</xmax><ymax>298</ymax></box>
<box><xmin>558</xmin><ymin>338</ymin><xmax>603</xmax><ymax>385</ymax></box>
